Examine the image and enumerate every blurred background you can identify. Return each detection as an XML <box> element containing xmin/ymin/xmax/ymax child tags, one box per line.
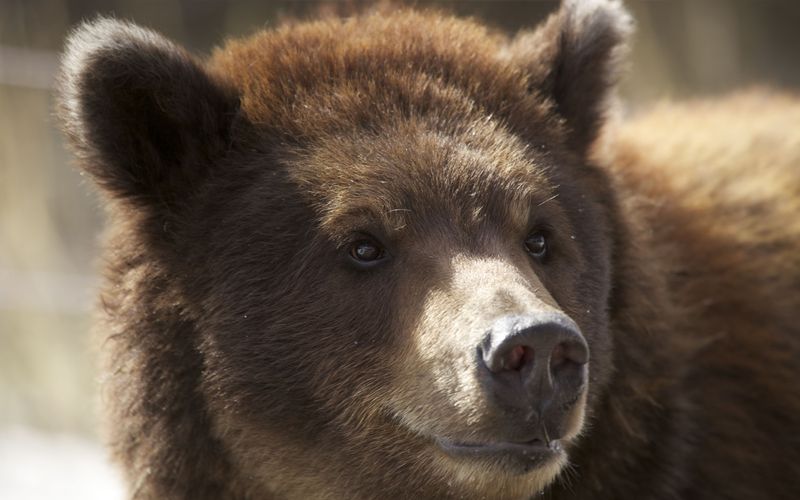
<box><xmin>1</xmin><ymin>0</ymin><xmax>799</xmax><ymax>498</ymax></box>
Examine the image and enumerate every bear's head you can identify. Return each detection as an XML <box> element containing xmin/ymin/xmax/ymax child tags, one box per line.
<box><xmin>59</xmin><ymin>1</ymin><xmax>631</xmax><ymax>498</ymax></box>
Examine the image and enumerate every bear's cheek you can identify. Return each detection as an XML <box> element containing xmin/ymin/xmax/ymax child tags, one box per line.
<box><xmin>209</xmin><ymin>283</ymin><xmax>397</xmax><ymax>398</ymax></box>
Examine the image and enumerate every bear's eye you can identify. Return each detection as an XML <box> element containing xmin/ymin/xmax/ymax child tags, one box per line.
<box><xmin>524</xmin><ymin>232</ymin><xmax>548</xmax><ymax>260</ymax></box>
<box><xmin>348</xmin><ymin>239</ymin><xmax>386</xmax><ymax>264</ymax></box>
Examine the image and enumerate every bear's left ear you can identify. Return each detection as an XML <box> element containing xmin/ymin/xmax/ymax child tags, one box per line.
<box><xmin>57</xmin><ymin>18</ymin><xmax>240</xmax><ymax>210</ymax></box>
<box><xmin>508</xmin><ymin>0</ymin><xmax>633</xmax><ymax>155</ymax></box>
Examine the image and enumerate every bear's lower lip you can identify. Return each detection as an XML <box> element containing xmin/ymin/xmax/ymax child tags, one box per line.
<box><xmin>435</xmin><ymin>437</ymin><xmax>563</xmax><ymax>471</ymax></box>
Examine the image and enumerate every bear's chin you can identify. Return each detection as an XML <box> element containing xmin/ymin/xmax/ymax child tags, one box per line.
<box><xmin>418</xmin><ymin>388</ymin><xmax>588</xmax><ymax>476</ymax></box>
<box><xmin>430</xmin><ymin>443</ymin><xmax>569</xmax><ymax>498</ymax></box>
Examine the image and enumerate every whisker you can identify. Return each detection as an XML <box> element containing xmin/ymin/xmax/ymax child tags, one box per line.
<box><xmin>537</xmin><ymin>193</ymin><xmax>559</xmax><ymax>207</ymax></box>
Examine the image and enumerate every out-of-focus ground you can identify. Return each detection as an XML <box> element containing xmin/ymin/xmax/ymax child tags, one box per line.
<box><xmin>0</xmin><ymin>426</ymin><xmax>123</xmax><ymax>500</ymax></box>
<box><xmin>1</xmin><ymin>1</ymin><xmax>799</xmax><ymax>498</ymax></box>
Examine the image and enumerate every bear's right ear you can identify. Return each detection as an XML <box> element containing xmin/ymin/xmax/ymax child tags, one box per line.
<box><xmin>507</xmin><ymin>0</ymin><xmax>632</xmax><ymax>156</ymax></box>
<box><xmin>57</xmin><ymin>18</ymin><xmax>240</xmax><ymax>209</ymax></box>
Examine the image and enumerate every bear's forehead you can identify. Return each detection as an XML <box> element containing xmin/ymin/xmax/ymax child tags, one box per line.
<box><xmin>210</xmin><ymin>8</ymin><xmax>566</xmax><ymax>238</ymax></box>
<box><xmin>209</xmin><ymin>8</ymin><xmax>557</xmax><ymax>139</ymax></box>
<box><xmin>283</xmin><ymin>116</ymin><xmax>559</xmax><ymax>240</ymax></box>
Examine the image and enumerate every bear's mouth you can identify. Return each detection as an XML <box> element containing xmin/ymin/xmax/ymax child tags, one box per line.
<box><xmin>435</xmin><ymin>436</ymin><xmax>564</xmax><ymax>472</ymax></box>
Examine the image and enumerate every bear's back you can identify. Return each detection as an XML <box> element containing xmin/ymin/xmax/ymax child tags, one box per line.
<box><xmin>602</xmin><ymin>91</ymin><xmax>800</xmax><ymax>498</ymax></box>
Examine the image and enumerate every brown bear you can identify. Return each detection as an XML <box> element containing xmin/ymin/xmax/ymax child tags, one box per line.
<box><xmin>57</xmin><ymin>0</ymin><xmax>800</xmax><ymax>499</ymax></box>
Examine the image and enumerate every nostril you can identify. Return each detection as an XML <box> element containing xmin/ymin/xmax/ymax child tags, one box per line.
<box><xmin>500</xmin><ymin>345</ymin><xmax>536</xmax><ymax>371</ymax></box>
<box><xmin>550</xmin><ymin>340</ymin><xmax>589</xmax><ymax>383</ymax></box>
<box><xmin>505</xmin><ymin>345</ymin><xmax>524</xmax><ymax>371</ymax></box>
<box><xmin>556</xmin><ymin>338</ymin><xmax>588</xmax><ymax>359</ymax></box>
<box><xmin>502</xmin><ymin>345</ymin><xmax>535</xmax><ymax>371</ymax></box>
<box><xmin>550</xmin><ymin>341</ymin><xmax>580</xmax><ymax>369</ymax></box>
<box><xmin>550</xmin><ymin>343</ymin><xmax>566</xmax><ymax>369</ymax></box>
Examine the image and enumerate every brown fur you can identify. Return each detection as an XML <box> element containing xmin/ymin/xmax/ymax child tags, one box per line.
<box><xmin>57</xmin><ymin>1</ymin><xmax>800</xmax><ymax>499</ymax></box>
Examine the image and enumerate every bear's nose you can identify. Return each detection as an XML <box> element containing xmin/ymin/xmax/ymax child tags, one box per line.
<box><xmin>479</xmin><ymin>313</ymin><xmax>588</xmax><ymax>412</ymax></box>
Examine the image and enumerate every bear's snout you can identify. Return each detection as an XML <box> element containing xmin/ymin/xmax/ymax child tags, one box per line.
<box><xmin>479</xmin><ymin>313</ymin><xmax>589</xmax><ymax>439</ymax></box>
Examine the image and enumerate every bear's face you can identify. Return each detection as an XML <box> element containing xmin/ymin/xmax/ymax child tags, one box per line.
<box><xmin>192</xmin><ymin>112</ymin><xmax>614</xmax><ymax>495</ymax></box>
<box><xmin>59</xmin><ymin>1</ymin><xmax>630</xmax><ymax>498</ymax></box>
